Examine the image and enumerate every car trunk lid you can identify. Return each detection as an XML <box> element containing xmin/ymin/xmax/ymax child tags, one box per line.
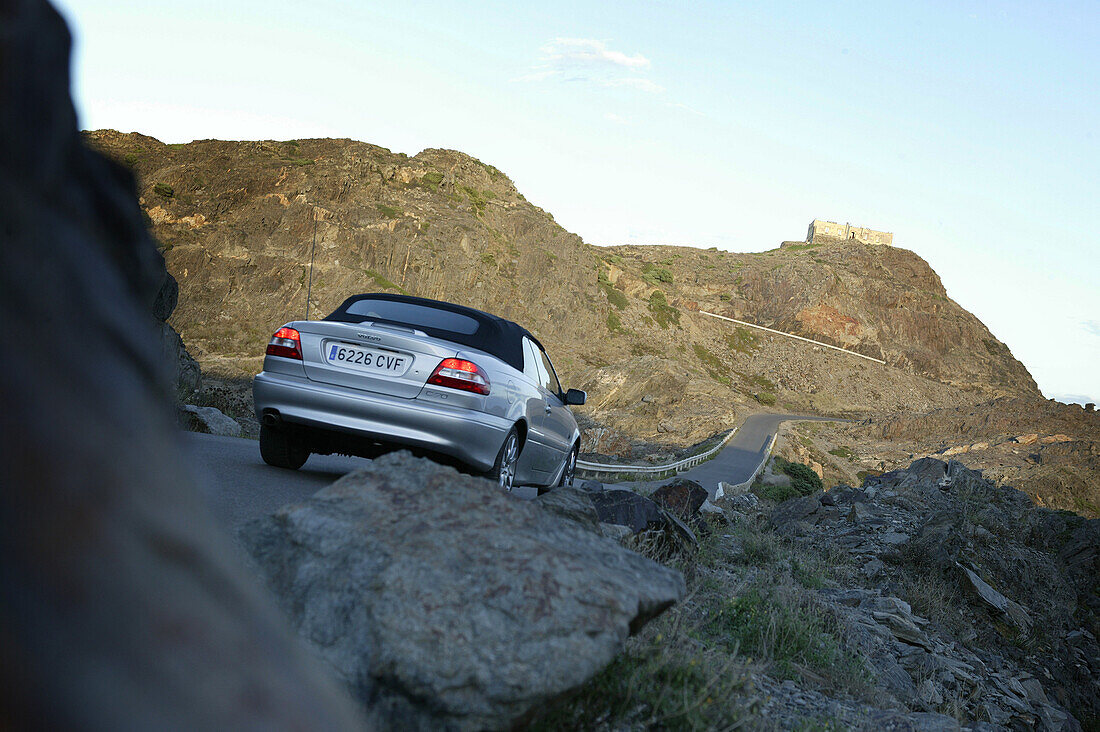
<box><xmin>295</xmin><ymin>320</ymin><xmax>457</xmax><ymax>399</ymax></box>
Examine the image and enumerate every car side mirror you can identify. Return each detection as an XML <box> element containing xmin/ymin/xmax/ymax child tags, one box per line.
<box><xmin>564</xmin><ymin>388</ymin><xmax>586</xmax><ymax>406</ymax></box>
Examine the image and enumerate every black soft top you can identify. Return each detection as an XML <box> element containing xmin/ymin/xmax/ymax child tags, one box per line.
<box><xmin>324</xmin><ymin>293</ymin><xmax>539</xmax><ymax>371</ymax></box>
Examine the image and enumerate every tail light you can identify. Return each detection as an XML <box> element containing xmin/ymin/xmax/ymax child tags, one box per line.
<box><xmin>266</xmin><ymin>326</ymin><xmax>302</xmax><ymax>360</ymax></box>
<box><xmin>428</xmin><ymin>358</ymin><xmax>490</xmax><ymax>395</ymax></box>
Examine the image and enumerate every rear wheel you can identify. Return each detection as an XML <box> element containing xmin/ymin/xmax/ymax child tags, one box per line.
<box><xmin>490</xmin><ymin>427</ymin><xmax>521</xmax><ymax>492</ymax></box>
<box><xmin>260</xmin><ymin>423</ymin><xmax>310</xmax><ymax>470</ymax></box>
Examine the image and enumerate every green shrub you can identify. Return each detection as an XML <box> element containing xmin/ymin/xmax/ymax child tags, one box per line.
<box><xmin>480</xmin><ymin>253</ymin><xmax>497</xmax><ymax>266</ymax></box>
<box><xmin>641</xmin><ymin>262</ymin><xmax>674</xmax><ymax>285</ymax></box>
<box><xmin>376</xmin><ymin>203</ymin><xmax>403</xmax><ymax>218</ymax></box>
<box><xmin>775</xmin><ymin>457</ymin><xmax>823</xmax><ymax>495</ymax></box>
<box><xmin>648</xmin><ymin>291</ymin><xmax>680</xmax><ymax>329</ymax></box>
<box><xmin>421</xmin><ymin>171</ymin><xmax>444</xmax><ymax>189</ymax></box>
<box><xmin>755</xmin><ymin>482</ymin><xmax>801</xmax><ymax>502</ymax></box>
<box><xmin>607</xmin><ymin>311</ymin><xmax>623</xmax><ymax>333</ymax></box>
<box><xmin>754</xmin><ymin>391</ymin><xmax>777</xmax><ymax>405</ymax></box>
<box><xmin>719</xmin><ymin>293</ymin><xmax>731</xmax><ymax>301</ymax></box>
<box><xmin>124</xmin><ymin>153</ymin><xmax>139</xmax><ymax>168</ymax></box>
<box><xmin>153</xmin><ymin>182</ymin><xmax>174</xmax><ymax>198</ymax></box>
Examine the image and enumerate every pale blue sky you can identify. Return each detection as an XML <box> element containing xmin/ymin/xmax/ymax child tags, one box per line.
<box><xmin>55</xmin><ymin>0</ymin><xmax>1099</xmax><ymax>404</ymax></box>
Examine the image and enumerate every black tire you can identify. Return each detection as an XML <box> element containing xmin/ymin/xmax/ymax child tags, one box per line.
<box><xmin>490</xmin><ymin>427</ymin><xmax>521</xmax><ymax>491</ymax></box>
<box><xmin>260</xmin><ymin>423</ymin><xmax>309</xmax><ymax>470</ymax></box>
<box><xmin>549</xmin><ymin>443</ymin><xmax>579</xmax><ymax>493</ymax></box>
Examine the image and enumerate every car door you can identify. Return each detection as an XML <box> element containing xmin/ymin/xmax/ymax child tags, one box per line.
<box><xmin>517</xmin><ymin>337</ymin><xmax>557</xmax><ymax>478</ymax></box>
<box><xmin>534</xmin><ymin>344</ymin><xmax>575</xmax><ymax>465</ymax></box>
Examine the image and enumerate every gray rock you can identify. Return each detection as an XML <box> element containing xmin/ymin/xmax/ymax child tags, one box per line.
<box><xmin>534</xmin><ymin>483</ymin><xmax>600</xmax><ymax>531</ymax></box>
<box><xmin>589</xmin><ymin>488</ymin><xmax>665</xmax><ymax>533</ymax></box>
<box><xmin>873</xmin><ymin>611</ymin><xmax>932</xmax><ymax>650</ymax></box>
<box><xmin>917</xmin><ymin>678</ymin><xmax>943</xmax><ymax>706</ymax></box>
<box><xmin>241</xmin><ymin>452</ymin><xmax>685</xmax><ymax>730</ymax></box>
<box><xmin>957</xmin><ymin>563</ymin><xmax>1032</xmax><ymax>632</ymax></box>
<box><xmin>178</xmin><ymin>404</ymin><xmax>241</xmax><ymax>437</ymax></box>
<box><xmin>598</xmin><ymin>522</ymin><xmax>633</xmax><ymax>542</ymax></box>
<box><xmin>651</xmin><ymin>477</ymin><xmax>708</xmax><ymax>520</ymax></box>
<box><xmin>577</xmin><ymin>479</ymin><xmax>604</xmax><ymax>493</ymax></box>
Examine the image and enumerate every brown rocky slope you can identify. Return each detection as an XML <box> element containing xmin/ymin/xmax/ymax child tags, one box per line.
<box><xmin>85</xmin><ymin>132</ymin><xmax>1040</xmax><ymax>449</ymax></box>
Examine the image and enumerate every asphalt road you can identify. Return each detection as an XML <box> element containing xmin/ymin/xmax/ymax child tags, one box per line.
<box><xmin>618</xmin><ymin>413</ymin><xmax>841</xmax><ymax>498</ymax></box>
<box><xmin>184</xmin><ymin>412</ymin><xmax>840</xmax><ymax>533</ymax></box>
<box><xmin>182</xmin><ymin>431</ymin><xmax>538</xmax><ymax>535</ymax></box>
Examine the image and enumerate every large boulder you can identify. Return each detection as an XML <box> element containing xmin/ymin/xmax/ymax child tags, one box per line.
<box><xmin>0</xmin><ymin>2</ymin><xmax>362</xmax><ymax>727</ymax></box>
<box><xmin>241</xmin><ymin>452</ymin><xmax>686</xmax><ymax>730</ymax></box>
<box><xmin>651</xmin><ymin>477</ymin><xmax>708</xmax><ymax>520</ymax></box>
<box><xmin>588</xmin><ymin>488</ymin><xmax>667</xmax><ymax>533</ymax></box>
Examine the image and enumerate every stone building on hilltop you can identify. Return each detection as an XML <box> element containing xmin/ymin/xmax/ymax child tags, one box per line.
<box><xmin>807</xmin><ymin>219</ymin><xmax>893</xmax><ymax>246</ymax></box>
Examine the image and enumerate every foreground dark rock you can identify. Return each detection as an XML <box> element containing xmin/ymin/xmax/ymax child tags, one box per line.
<box><xmin>651</xmin><ymin>477</ymin><xmax>709</xmax><ymax>521</ymax></box>
<box><xmin>241</xmin><ymin>452</ymin><xmax>686</xmax><ymax>730</ymax></box>
<box><xmin>0</xmin><ymin>1</ymin><xmax>362</xmax><ymax>727</ymax></box>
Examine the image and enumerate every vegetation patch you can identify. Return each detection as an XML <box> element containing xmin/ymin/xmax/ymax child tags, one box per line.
<box><xmin>459</xmin><ymin>185</ymin><xmax>492</xmax><ymax>214</ymax></box>
<box><xmin>726</xmin><ymin>327</ymin><xmax>759</xmax><ymax>354</ymax></box>
<box><xmin>641</xmin><ymin>262</ymin><xmax>674</xmax><ymax>285</ymax></box>
<box><xmin>606</xmin><ymin>311</ymin><xmax>623</xmax><ymax>333</ymax></box>
<box><xmin>480</xmin><ymin>253</ymin><xmax>497</xmax><ymax>267</ymax></box>
<box><xmin>376</xmin><ymin>203</ymin><xmax>403</xmax><ymax>219</ymax></box>
<box><xmin>648</xmin><ymin>291</ymin><xmax>680</xmax><ymax>329</ymax></box>
<box><xmin>774</xmin><ymin>456</ymin><xmax>823</xmax><ymax>494</ymax></box>
<box><xmin>153</xmin><ymin>182</ymin><xmax>174</xmax><ymax>198</ymax></box>
<box><xmin>828</xmin><ymin>446</ymin><xmax>855</xmax><ymax>461</ymax></box>
<box><xmin>420</xmin><ymin>171</ymin><xmax>444</xmax><ymax>190</ymax></box>
<box><xmin>597</xmin><ymin>269</ymin><xmax>629</xmax><ymax>309</ymax></box>
<box><xmin>693</xmin><ymin>344</ymin><xmax>731</xmax><ymax>386</ymax></box>
<box><xmin>363</xmin><ymin>269</ymin><xmax>407</xmax><ymax>294</ymax></box>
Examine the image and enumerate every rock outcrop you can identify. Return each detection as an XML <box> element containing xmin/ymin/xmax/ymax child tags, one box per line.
<box><xmin>241</xmin><ymin>452</ymin><xmax>685</xmax><ymax>730</ymax></box>
<box><xmin>0</xmin><ymin>1</ymin><xmax>361</xmax><ymax>727</ymax></box>
<box><xmin>762</xmin><ymin>458</ymin><xmax>1100</xmax><ymax>727</ymax></box>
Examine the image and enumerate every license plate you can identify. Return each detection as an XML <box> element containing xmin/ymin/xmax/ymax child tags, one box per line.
<box><xmin>324</xmin><ymin>342</ymin><xmax>411</xmax><ymax>375</ymax></box>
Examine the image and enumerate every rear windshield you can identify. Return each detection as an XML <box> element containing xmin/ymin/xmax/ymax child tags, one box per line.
<box><xmin>344</xmin><ymin>299</ymin><xmax>480</xmax><ymax>335</ymax></box>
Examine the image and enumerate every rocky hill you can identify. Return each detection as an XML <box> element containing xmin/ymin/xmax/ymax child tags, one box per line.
<box><xmin>85</xmin><ymin>132</ymin><xmax>1038</xmax><ymax>448</ymax></box>
<box><xmin>776</xmin><ymin>398</ymin><xmax>1100</xmax><ymax>518</ymax></box>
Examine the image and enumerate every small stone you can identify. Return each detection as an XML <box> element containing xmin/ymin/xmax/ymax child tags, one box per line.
<box><xmin>874</xmin><ymin>611</ymin><xmax>933</xmax><ymax>650</ymax></box>
<box><xmin>918</xmin><ymin>678</ymin><xmax>943</xmax><ymax>706</ymax></box>
<box><xmin>862</xmin><ymin>558</ymin><xmax>885</xmax><ymax>577</ymax></box>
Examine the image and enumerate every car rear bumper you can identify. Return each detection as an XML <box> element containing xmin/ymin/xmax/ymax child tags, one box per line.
<box><xmin>253</xmin><ymin>371</ymin><xmax>511</xmax><ymax>472</ymax></box>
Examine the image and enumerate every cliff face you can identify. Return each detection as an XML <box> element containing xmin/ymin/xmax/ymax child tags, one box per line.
<box><xmin>607</xmin><ymin>240</ymin><xmax>1038</xmax><ymax>396</ymax></box>
<box><xmin>86</xmin><ymin>131</ymin><xmax>1039</xmax><ymax>450</ymax></box>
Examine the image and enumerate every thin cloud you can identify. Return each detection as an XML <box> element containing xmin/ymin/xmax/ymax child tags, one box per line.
<box><xmin>603</xmin><ymin>112</ymin><xmax>630</xmax><ymax>124</ymax></box>
<box><xmin>517</xmin><ymin>37</ymin><xmax>661</xmax><ymax>94</ymax></box>
<box><xmin>542</xmin><ymin>38</ymin><xmax>650</xmax><ymax>69</ymax></box>
<box><xmin>1083</xmin><ymin>320</ymin><xmax>1100</xmax><ymax>338</ymax></box>
<box><xmin>667</xmin><ymin>101</ymin><xmax>706</xmax><ymax>117</ymax></box>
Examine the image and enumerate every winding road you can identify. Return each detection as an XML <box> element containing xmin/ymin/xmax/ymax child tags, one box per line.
<box><xmin>616</xmin><ymin>413</ymin><xmax>841</xmax><ymax>498</ymax></box>
<box><xmin>185</xmin><ymin>412</ymin><xmax>841</xmax><ymax>533</ymax></box>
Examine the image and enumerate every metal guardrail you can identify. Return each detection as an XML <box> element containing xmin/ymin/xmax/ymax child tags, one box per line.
<box><xmin>576</xmin><ymin>428</ymin><xmax>737</xmax><ymax>478</ymax></box>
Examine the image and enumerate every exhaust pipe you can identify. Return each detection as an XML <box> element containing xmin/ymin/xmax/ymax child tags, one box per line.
<box><xmin>262</xmin><ymin>410</ymin><xmax>281</xmax><ymax>427</ymax></box>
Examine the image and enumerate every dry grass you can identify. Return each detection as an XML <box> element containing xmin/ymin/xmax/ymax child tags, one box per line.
<box><xmin>530</xmin><ymin>517</ymin><xmax>872</xmax><ymax>728</ymax></box>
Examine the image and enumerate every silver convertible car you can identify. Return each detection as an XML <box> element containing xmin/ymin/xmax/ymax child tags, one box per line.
<box><xmin>252</xmin><ymin>293</ymin><xmax>586</xmax><ymax>492</ymax></box>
